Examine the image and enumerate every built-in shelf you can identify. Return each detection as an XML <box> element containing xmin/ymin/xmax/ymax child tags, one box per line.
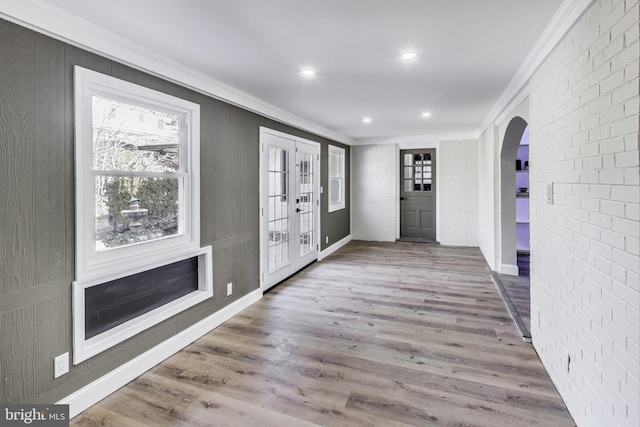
<box><xmin>517</xmin><ymin>134</ymin><xmax>530</xmax><ymax>254</ymax></box>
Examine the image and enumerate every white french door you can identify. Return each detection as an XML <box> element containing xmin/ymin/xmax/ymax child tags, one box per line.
<box><xmin>259</xmin><ymin>128</ymin><xmax>320</xmax><ymax>291</ymax></box>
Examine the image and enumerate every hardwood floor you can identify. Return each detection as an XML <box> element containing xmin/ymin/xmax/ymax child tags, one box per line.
<box><xmin>71</xmin><ymin>241</ymin><xmax>574</xmax><ymax>427</ymax></box>
<box><xmin>495</xmin><ymin>254</ymin><xmax>532</xmax><ymax>339</ymax></box>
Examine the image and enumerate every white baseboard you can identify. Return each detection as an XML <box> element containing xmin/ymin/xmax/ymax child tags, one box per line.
<box><xmin>58</xmin><ymin>288</ymin><xmax>262</xmax><ymax>418</ymax></box>
<box><xmin>500</xmin><ymin>263</ymin><xmax>520</xmax><ymax>276</ymax></box>
<box><xmin>318</xmin><ymin>234</ymin><xmax>352</xmax><ymax>261</ymax></box>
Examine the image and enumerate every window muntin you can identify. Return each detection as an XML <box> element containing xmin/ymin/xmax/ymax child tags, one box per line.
<box><xmin>328</xmin><ymin>145</ymin><xmax>346</xmax><ymax>212</ymax></box>
<box><xmin>75</xmin><ymin>66</ymin><xmax>200</xmax><ymax>282</ymax></box>
<box><xmin>403</xmin><ymin>153</ymin><xmax>433</xmax><ymax>192</ymax></box>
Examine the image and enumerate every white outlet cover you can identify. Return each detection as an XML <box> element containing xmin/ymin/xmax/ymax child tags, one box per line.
<box><xmin>226</xmin><ymin>282</ymin><xmax>233</xmax><ymax>296</ymax></box>
<box><xmin>54</xmin><ymin>352</ymin><xmax>69</xmax><ymax>378</ymax></box>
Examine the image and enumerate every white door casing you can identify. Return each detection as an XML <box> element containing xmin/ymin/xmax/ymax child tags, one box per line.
<box><xmin>259</xmin><ymin>127</ymin><xmax>320</xmax><ymax>291</ymax></box>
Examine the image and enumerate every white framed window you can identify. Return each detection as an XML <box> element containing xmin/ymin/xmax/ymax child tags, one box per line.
<box><xmin>328</xmin><ymin>144</ymin><xmax>346</xmax><ymax>212</ymax></box>
<box><xmin>73</xmin><ymin>67</ymin><xmax>212</xmax><ymax>363</ymax></box>
<box><xmin>74</xmin><ymin>66</ymin><xmax>202</xmax><ymax>282</ymax></box>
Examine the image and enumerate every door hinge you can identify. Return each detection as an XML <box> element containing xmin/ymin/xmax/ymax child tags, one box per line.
<box><xmin>261</xmin><ymin>143</ymin><xmax>264</xmax><ymax>152</ymax></box>
<box><xmin>317</xmin><ymin>154</ymin><xmax>320</xmax><ymax>161</ymax></box>
<box><xmin>261</xmin><ymin>207</ymin><xmax>264</xmax><ymax>216</ymax></box>
<box><xmin>261</xmin><ymin>272</ymin><xmax>264</xmax><ymax>282</ymax></box>
<box><xmin>316</xmin><ymin>244</ymin><xmax>319</xmax><ymax>251</ymax></box>
<box><xmin>317</xmin><ymin>199</ymin><xmax>319</xmax><ymax>206</ymax></box>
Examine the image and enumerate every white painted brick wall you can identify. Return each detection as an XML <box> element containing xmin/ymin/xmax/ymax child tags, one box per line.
<box><xmin>478</xmin><ymin>127</ymin><xmax>496</xmax><ymax>268</ymax></box>
<box><xmin>351</xmin><ymin>144</ymin><xmax>397</xmax><ymax>241</ymax></box>
<box><xmin>529</xmin><ymin>1</ymin><xmax>640</xmax><ymax>426</ymax></box>
<box><xmin>439</xmin><ymin>140</ymin><xmax>480</xmax><ymax>246</ymax></box>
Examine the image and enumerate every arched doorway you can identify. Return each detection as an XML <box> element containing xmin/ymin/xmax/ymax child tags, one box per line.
<box><xmin>500</xmin><ymin>117</ymin><xmax>528</xmax><ymax>273</ymax></box>
<box><xmin>497</xmin><ymin>116</ymin><xmax>531</xmax><ymax>340</ymax></box>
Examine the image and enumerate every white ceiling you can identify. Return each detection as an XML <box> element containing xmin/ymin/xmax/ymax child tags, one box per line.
<box><xmin>43</xmin><ymin>0</ymin><xmax>564</xmax><ymax>141</ymax></box>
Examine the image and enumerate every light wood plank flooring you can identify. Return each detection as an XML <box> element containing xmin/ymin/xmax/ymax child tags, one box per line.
<box><xmin>71</xmin><ymin>241</ymin><xmax>574</xmax><ymax>426</ymax></box>
<box><xmin>495</xmin><ymin>254</ymin><xmax>531</xmax><ymax>339</ymax></box>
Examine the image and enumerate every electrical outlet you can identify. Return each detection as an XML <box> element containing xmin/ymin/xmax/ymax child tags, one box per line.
<box><xmin>320</xmin><ymin>186</ymin><xmax>323</xmax><ymax>194</ymax></box>
<box><xmin>54</xmin><ymin>352</ymin><xmax>69</xmax><ymax>378</ymax></box>
<box><xmin>226</xmin><ymin>282</ymin><xmax>233</xmax><ymax>296</ymax></box>
<box><xmin>325</xmin><ymin>236</ymin><xmax>329</xmax><ymax>244</ymax></box>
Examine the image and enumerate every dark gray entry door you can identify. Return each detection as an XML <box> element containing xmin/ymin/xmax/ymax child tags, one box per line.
<box><xmin>400</xmin><ymin>149</ymin><xmax>436</xmax><ymax>241</ymax></box>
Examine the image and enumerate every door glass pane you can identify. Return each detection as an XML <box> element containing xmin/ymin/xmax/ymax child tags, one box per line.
<box><xmin>299</xmin><ymin>151</ymin><xmax>315</xmax><ymax>256</ymax></box>
<box><xmin>404</xmin><ymin>154</ymin><xmax>412</xmax><ymax>166</ymax></box>
<box><xmin>268</xmin><ymin>147</ymin><xmax>290</xmax><ymax>273</ymax></box>
<box><xmin>404</xmin><ymin>167</ymin><xmax>413</xmax><ymax>179</ymax></box>
<box><xmin>424</xmin><ymin>153</ymin><xmax>431</xmax><ymax>161</ymax></box>
<box><xmin>404</xmin><ymin>180</ymin><xmax>413</xmax><ymax>192</ymax></box>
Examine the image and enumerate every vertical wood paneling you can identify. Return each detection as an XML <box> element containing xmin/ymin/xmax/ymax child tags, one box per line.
<box><xmin>34</xmin><ymin>34</ymin><xmax>67</xmax><ymax>284</ymax></box>
<box><xmin>33</xmin><ymin>293</ymin><xmax>70</xmax><ymax>396</ymax></box>
<box><xmin>0</xmin><ymin>16</ymin><xmax>350</xmax><ymax>406</ymax></box>
<box><xmin>0</xmin><ymin>306</ymin><xmax>35</xmax><ymax>403</ymax></box>
<box><xmin>0</xmin><ymin>22</ymin><xmax>36</xmax><ymax>293</ymax></box>
<box><xmin>85</xmin><ymin>52</ymin><xmax>112</xmax><ymax>75</ymax></box>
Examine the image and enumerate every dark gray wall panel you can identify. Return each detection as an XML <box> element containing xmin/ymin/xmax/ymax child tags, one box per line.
<box><xmin>320</xmin><ymin>141</ymin><xmax>351</xmax><ymax>250</ymax></box>
<box><xmin>0</xmin><ymin>22</ymin><xmax>36</xmax><ymax>293</ymax></box>
<box><xmin>34</xmin><ymin>33</ymin><xmax>67</xmax><ymax>284</ymax></box>
<box><xmin>0</xmin><ymin>17</ymin><xmax>349</xmax><ymax>405</ymax></box>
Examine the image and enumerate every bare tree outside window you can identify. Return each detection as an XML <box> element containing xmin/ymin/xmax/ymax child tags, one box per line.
<box><xmin>92</xmin><ymin>96</ymin><xmax>182</xmax><ymax>249</ymax></box>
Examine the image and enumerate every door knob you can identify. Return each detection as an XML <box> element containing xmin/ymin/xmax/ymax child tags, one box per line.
<box><xmin>400</xmin><ymin>197</ymin><xmax>406</xmax><ymax>200</ymax></box>
<box><xmin>296</xmin><ymin>208</ymin><xmax>302</xmax><ymax>213</ymax></box>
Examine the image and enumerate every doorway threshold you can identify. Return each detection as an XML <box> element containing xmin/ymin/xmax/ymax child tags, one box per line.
<box><xmin>490</xmin><ymin>270</ymin><xmax>531</xmax><ymax>342</ymax></box>
<box><xmin>397</xmin><ymin>238</ymin><xmax>438</xmax><ymax>244</ymax></box>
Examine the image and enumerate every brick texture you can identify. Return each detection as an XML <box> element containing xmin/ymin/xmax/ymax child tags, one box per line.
<box><xmin>351</xmin><ymin>144</ymin><xmax>397</xmax><ymax>241</ymax></box>
<box><xmin>529</xmin><ymin>1</ymin><xmax>640</xmax><ymax>426</ymax></box>
<box><xmin>439</xmin><ymin>140</ymin><xmax>480</xmax><ymax>246</ymax></box>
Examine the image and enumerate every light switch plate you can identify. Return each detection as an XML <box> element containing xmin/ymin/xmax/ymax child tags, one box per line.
<box><xmin>546</xmin><ymin>182</ymin><xmax>554</xmax><ymax>204</ymax></box>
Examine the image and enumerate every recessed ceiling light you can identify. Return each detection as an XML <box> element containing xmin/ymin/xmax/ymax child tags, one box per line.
<box><xmin>362</xmin><ymin>117</ymin><xmax>372</xmax><ymax>124</ymax></box>
<box><xmin>300</xmin><ymin>68</ymin><xmax>316</xmax><ymax>77</ymax></box>
<box><xmin>421</xmin><ymin>112</ymin><xmax>431</xmax><ymax>118</ymax></box>
<box><xmin>401</xmin><ymin>52</ymin><xmax>417</xmax><ymax>60</ymax></box>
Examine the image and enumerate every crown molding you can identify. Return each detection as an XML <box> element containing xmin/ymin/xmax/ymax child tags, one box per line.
<box><xmin>476</xmin><ymin>0</ymin><xmax>594</xmax><ymax>135</ymax></box>
<box><xmin>0</xmin><ymin>0</ymin><xmax>353</xmax><ymax>145</ymax></box>
<box><xmin>354</xmin><ymin>131</ymin><xmax>480</xmax><ymax>147</ymax></box>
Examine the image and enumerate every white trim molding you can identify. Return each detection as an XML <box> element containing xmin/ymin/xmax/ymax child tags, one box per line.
<box><xmin>74</xmin><ymin>66</ymin><xmax>201</xmax><ymax>283</ymax></box>
<box><xmin>499</xmin><ymin>263</ymin><xmax>520</xmax><ymax>276</ymax></box>
<box><xmin>328</xmin><ymin>144</ymin><xmax>346</xmax><ymax>212</ymax></box>
<box><xmin>318</xmin><ymin>234</ymin><xmax>352</xmax><ymax>261</ymax></box>
<box><xmin>73</xmin><ymin>246</ymin><xmax>214</xmax><ymax>364</ymax></box>
<box><xmin>476</xmin><ymin>0</ymin><xmax>595</xmax><ymax>135</ymax></box>
<box><xmin>60</xmin><ymin>288</ymin><xmax>262</xmax><ymax>418</ymax></box>
<box><xmin>354</xmin><ymin>132</ymin><xmax>479</xmax><ymax>147</ymax></box>
<box><xmin>0</xmin><ymin>0</ymin><xmax>352</xmax><ymax>146</ymax></box>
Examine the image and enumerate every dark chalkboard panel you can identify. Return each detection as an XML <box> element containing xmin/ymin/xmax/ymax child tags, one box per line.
<box><xmin>85</xmin><ymin>257</ymin><xmax>199</xmax><ymax>339</ymax></box>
